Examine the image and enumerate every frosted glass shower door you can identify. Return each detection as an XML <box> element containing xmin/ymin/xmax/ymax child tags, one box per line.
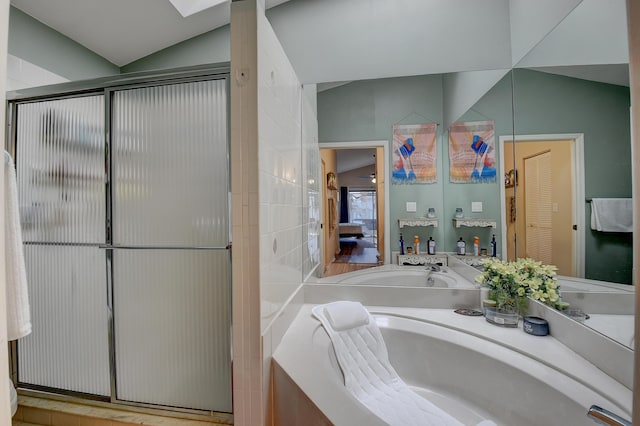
<box><xmin>111</xmin><ymin>79</ymin><xmax>231</xmax><ymax>412</ymax></box>
<box><xmin>15</xmin><ymin>96</ymin><xmax>110</xmax><ymax>396</ymax></box>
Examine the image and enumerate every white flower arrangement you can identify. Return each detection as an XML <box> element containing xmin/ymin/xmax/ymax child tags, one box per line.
<box><xmin>476</xmin><ymin>257</ymin><xmax>560</xmax><ymax>312</ymax></box>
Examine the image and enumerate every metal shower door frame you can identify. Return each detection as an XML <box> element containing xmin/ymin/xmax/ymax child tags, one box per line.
<box><xmin>6</xmin><ymin>64</ymin><xmax>233</xmax><ymax>418</ymax></box>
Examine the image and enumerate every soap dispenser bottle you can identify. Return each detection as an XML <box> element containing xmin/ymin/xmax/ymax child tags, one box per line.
<box><xmin>456</xmin><ymin>237</ymin><xmax>466</xmax><ymax>255</ymax></box>
<box><xmin>490</xmin><ymin>234</ymin><xmax>497</xmax><ymax>257</ymax></box>
<box><xmin>427</xmin><ymin>237</ymin><xmax>436</xmax><ymax>255</ymax></box>
<box><xmin>473</xmin><ymin>236</ymin><xmax>480</xmax><ymax>256</ymax></box>
<box><xmin>399</xmin><ymin>233</ymin><xmax>405</xmax><ymax>255</ymax></box>
<box><xmin>413</xmin><ymin>235</ymin><xmax>420</xmax><ymax>255</ymax></box>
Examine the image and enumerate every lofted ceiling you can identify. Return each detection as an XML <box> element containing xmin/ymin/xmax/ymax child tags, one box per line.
<box><xmin>9</xmin><ymin>0</ymin><xmax>629</xmax><ymax>88</ymax></box>
<box><xmin>9</xmin><ymin>0</ymin><xmax>290</xmax><ymax>67</ymax></box>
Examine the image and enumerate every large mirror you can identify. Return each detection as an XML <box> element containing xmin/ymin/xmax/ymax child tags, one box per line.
<box><xmin>316</xmin><ymin>74</ymin><xmax>448</xmax><ymax>277</ymax></box>
<box><xmin>510</xmin><ymin>0</ymin><xmax>633</xmax><ymax>348</ymax></box>
<box><xmin>511</xmin><ymin>0</ymin><xmax>632</xmax><ymax>283</ymax></box>
<box><xmin>301</xmin><ymin>0</ymin><xmax>633</xmax><ymax>349</ymax></box>
<box><xmin>314</xmin><ymin>70</ymin><xmax>514</xmax><ymax>278</ymax></box>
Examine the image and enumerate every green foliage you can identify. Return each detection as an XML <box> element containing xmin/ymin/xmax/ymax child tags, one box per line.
<box><xmin>476</xmin><ymin>257</ymin><xmax>560</xmax><ymax>312</ymax></box>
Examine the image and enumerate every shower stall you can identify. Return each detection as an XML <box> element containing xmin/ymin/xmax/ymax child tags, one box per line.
<box><xmin>6</xmin><ymin>66</ymin><xmax>232</xmax><ymax>415</ymax></box>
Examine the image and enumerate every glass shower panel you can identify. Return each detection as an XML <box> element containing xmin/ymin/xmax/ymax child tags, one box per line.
<box><xmin>15</xmin><ymin>96</ymin><xmax>105</xmax><ymax>244</ymax></box>
<box><xmin>111</xmin><ymin>79</ymin><xmax>228</xmax><ymax>247</ymax></box>
<box><xmin>18</xmin><ymin>245</ymin><xmax>110</xmax><ymax>396</ymax></box>
<box><xmin>15</xmin><ymin>95</ymin><xmax>109</xmax><ymax>397</ymax></box>
<box><xmin>111</xmin><ymin>78</ymin><xmax>231</xmax><ymax>412</ymax></box>
<box><xmin>113</xmin><ymin>249</ymin><xmax>231</xmax><ymax>412</ymax></box>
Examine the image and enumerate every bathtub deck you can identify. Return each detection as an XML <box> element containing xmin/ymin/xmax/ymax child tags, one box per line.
<box><xmin>273</xmin><ymin>304</ymin><xmax>632</xmax><ymax>426</ymax></box>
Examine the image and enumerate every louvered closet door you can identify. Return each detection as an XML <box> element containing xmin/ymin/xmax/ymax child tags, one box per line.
<box><xmin>110</xmin><ymin>79</ymin><xmax>231</xmax><ymax>412</ymax></box>
<box><xmin>16</xmin><ymin>96</ymin><xmax>111</xmax><ymax>396</ymax></box>
<box><xmin>525</xmin><ymin>151</ymin><xmax>553</xmax><ymax>264</ymax></box>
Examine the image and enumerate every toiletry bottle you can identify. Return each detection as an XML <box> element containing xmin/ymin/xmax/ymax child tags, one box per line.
<box><xmin>413</xmin><ymin>235</ymin><xmax>420</xmax><ymax>255</ymax></box>
<box><xmin>473</xmin><ymin>236</ymin><xmax>480</xmax><ymax>256</ymax></box>
<box><xmin>427</xmin><ymin>237</ymin><xmax>436</xmax><ymax>255</ymax></box>
<box><xmin>457</xmin><ymin>237</ymin><xmax>466</xmax><ymax>255</ymax></box>
<box><xmin>490</xmin><ymin>234</ymin><xmax>497</xmax><ymax>257</ymax></box>
<box><xmin>399</xmin><ymin>233</ymin><xmax>405</xmax><ymax>255</ymax></box>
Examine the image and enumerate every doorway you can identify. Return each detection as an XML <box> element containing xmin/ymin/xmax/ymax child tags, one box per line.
<box><xmin>319</xmin><ymin>141</ymin><xmax>390</xmax><ymax>277</ymax></box>
<box><xmin>500</xmin><ymin>134</ymin><xmax>585</xmax><ymax>277</ymax></box>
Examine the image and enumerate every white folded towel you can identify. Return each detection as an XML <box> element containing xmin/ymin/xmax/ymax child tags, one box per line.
<box><xmin>4</xmin><ymin>151</ymin><xmax>32</xmax><ymax>341</ymax></box>
<box><xmin>312</xmin><ymin>301</ymin><xmax>496</xmax><ymax>426</ymax></box>
<box><xmin>590</xmin><ymin>198</ymin><xmax>633</xmax><ymax>232</ymax></box>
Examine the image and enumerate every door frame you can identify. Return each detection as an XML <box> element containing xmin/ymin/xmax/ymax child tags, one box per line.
<box><xmin>319</xmin><ymin>140</ymin><xmax>391</xmax><ymax>265</ymax></box>
<box><xmin>499</xmin><ymin>133</ymin><xmax>585</xmax><ymax>277</ymax></box>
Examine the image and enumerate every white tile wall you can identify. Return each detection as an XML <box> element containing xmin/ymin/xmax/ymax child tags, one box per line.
<box><xmin>257</xmin><ymin>2</ymin><xmax>305</xmax><ymax>335</ymax></box>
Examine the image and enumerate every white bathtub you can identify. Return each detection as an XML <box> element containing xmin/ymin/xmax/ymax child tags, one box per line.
<box><xmin>315</xmin><ymin>265</ymin><xmax>475</xmax><ymax>288</ymax></box>
<box><xmin>273</xmin><ymin>305</ymin><xmax>631</xmax><ymax>426</ymax></box>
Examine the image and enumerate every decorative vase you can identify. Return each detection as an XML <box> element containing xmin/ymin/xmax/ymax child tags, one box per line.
<box><xmin>484</xmin><ymin>306</ymin><xmax>519</xmax><ymax>328</ymax></box>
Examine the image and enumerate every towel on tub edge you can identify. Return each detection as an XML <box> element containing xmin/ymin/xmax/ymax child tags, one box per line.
<box><xmin>312</xmin><ymin>301</ymin><xmax>496</xmax><ymax>426</ymax></box>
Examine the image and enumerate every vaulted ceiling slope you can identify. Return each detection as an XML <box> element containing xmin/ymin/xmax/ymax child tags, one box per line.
<box><xmin>9</xmin><ymin>0</ymin><xmax>289</xmax><ymax>67</ymax></box>
<box><xmin>9</xmin><ymin>0</ymin><xmax>629</xmax><ymax>85</ymax></box>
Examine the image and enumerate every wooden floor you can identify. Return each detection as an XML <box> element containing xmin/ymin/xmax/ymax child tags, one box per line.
<box><xmin>12</xmin><ymin>395</ymin><xmax>231</xmax><ymax>426</ymax></box>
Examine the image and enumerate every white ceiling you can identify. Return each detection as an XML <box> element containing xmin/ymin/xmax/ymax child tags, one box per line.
<box><xmin>9</xmin><ymin>0</ymin><xmax>629</xmax><ymax>88</ymax></box>
<box><xmin>9</xmin><ymin>0</ymin><xmax>289</xmax><ymax>66</ymax></box>
<box><xmin>336</xmin><ymin>149</ymin><xmax>376</xmax><ymax>174</ymax></box>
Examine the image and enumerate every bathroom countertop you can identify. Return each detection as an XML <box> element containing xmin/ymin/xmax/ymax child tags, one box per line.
<box><xmin>273</xmin><ymin>304</ymin><xmax>632</xmax><ymax>426</ymax></box>
<box><xmin>583</xmin><ymin>314</ymin><xmax>635</xmax><ymax>347</ymax></box>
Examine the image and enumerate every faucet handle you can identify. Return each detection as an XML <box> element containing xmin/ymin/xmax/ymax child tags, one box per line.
<box><xmin>587</xmin><ymin>405</ymin><xmax>631</xmax><ymax>426</ymax></box>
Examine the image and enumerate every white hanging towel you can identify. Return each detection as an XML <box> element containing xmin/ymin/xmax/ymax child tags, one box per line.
<box><xmin>590</xmin><ymin>198</ymin><xmax>633</xmax><ymax>232</ymax></box>
<box><xmin>312</xmin><ymin>301</ymin><xmax>496</xmax><ymax>426</ymax></box>
<box><xmin>4</xmin><ymin>151</ymin><xmax>32</xmax><ymax>341</ymax></box>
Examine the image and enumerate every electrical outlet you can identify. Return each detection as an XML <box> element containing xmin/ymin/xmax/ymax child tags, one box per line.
<box><xmin>406</xmin><ymin>202</ymin><xmax>417</xmax><ymax>212</ymax></box>
<box><xmin>471</xmin><ymin>201</ymin><xmax>483</xmax><ymax>213</ymax></box>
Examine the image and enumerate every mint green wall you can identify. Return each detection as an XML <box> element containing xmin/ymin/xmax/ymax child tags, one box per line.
<box><xmin>318</xmin><ymin>70</ymin><xmax>632</xmax><ymax>284</ymax></box>
<box><xmin>8</xmin><ymin>6</ymin><xmax>119</xmax><ymax>80</ymax></box>
<box><xmin>318</xmin><ymin>75</ymin><xmax>446</xmax><ymax>254</ymax></box>
<box><xmin>317</xmin><ymin>74</ymin><xmax>511</xmax><ymax>257</ymax></box>
<box><xmin>443</xmin><ymin>72</ymin><xmax>514</xmax><ymax>253</ymax></box>
<box><xmin>121</xmin><ymin>26</ymin><xmax>230</xmax><ymax>73</ymax></box>
<box><xmin>513</xmin><ymin>69</ymin><xmax>632</xmax><ymax>284</ymax></box>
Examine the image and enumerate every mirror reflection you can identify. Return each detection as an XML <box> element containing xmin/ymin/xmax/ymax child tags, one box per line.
<box><xmin>315</xmin><ymin>71</ymin><xmax>513</xmax><ymax>279</ymax></box>
<box><xmin>511</xmin><ymin>2</ymin><xmax>632</xmax><ymax>284</ymax></box>
<box><xmin>320</xmin><ymin>146</ymin><xmax>384</xmax><ymax>276</ymax></box>
<box><xmin>308</xmin><ymin>0</ymin><xmax>633</xmax><ymax>349</ymax></box>
<box><xmin>316</xmin><ymin>74</ymin><xmax>447</xmax><ymax>277</ymax></box>
<box><xmin>510</xmin><ymin>0</ymin><xmax>633</xmax><ymax>348</ymax></box>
